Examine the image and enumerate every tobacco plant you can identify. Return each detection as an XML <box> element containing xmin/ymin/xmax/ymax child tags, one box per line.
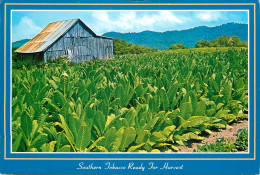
<box><xmin>12</xmin><ymin>49</ymin><xmax>248</xmax><ymax>152</ymax></box>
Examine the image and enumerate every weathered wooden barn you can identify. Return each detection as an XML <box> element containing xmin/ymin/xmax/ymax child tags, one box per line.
<box><xmin>15</xmin><ymin>19</ymin><xmax>113</xmax><ymax>63</ymax></box>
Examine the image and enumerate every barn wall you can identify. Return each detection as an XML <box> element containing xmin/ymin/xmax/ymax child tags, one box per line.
<box><xmin>44</xmin><ymin>21</ymin><xmax>113</xmax><ymax>63</ymax></box>
<box><xmin>93</xmin><ymin>37</ymin><xmax>113</xmax><ymax>60</ymax></box>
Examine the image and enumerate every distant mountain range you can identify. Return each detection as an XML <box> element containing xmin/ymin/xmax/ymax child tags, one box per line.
<box><xmin>12</xmin><ymin>39</ymin><xmax>30</xmax><ymax>48</ymax></box>
<box><xmin>103</xmin><ymin>23</ymin><xmax>248</xmax><ymax>50</ymax></box>
<box><xmin>12</xmin><ymin>23</ymin><xmax>248</xmax><ymax>50</ymax></box>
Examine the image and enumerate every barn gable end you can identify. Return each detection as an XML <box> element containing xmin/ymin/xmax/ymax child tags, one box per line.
<box><xmin>15</xmin><ymin>19</ymin><xmax>113</xmax><ymax>63</ymax></box>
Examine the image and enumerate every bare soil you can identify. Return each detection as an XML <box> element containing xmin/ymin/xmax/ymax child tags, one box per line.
<box><xmin>178</xmin><ymin>120</ymin><xmax>248</xmax><ymax>152</ymax></box>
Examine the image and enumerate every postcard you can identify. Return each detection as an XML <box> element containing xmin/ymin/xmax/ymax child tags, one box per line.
<box><xmin>0</xmin><ymin>0</ymin><xmax>259</xmax><ymax>174</ymax></box>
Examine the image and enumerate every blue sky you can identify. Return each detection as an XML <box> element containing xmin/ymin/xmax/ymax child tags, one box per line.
<box><xmin>12</xmin><ymin>10</ymin><xmax>248</xmax><ymax>42</ymax></box>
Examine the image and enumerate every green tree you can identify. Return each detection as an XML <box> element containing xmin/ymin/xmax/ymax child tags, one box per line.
<box><xmin>195</xmin><ymin>40</ymin><xmax>212</xmax><ymax>48</ymax></box>
<box><xmin>231</xmin><ymin>36</ymin><xmax>241</xmax><ymax>46</ymax></box>
<box><xmin>113</xmin><ymin>38</ymin><xmax>156</xmax><ymax>55</ymax></box>
<box><xmin>218</xmin><ymin>35</ymin><xmax>230</xmax><ymax>47</ymax></box>
<box><xmin>231</xmin><ymin>36</ymin><xmax>248</xmax><ymax>47</ymax></box>
<box><xmin>151</xmin><ymin>48</ymin><xmax>158</xmax><ymax>52</ymax></box>
<box><xmin>237</xmin><ymin>41</ymin><xmax>248</xmax><ymax>47</ymax></box>
<box><xmin>195</xmin><ymin>35</ymin><xmax>248</xmax><ymax>48</ymax></box>
<box><xmin>227</xmin><ymin>37</ymin><xmax>234</xmax><ymax>47</ymax></box>
<box><xmin>169</xmin><ymin>43</ymin><xmax>186</xmax><ymax>50</ymax></box>
<box><xmin>210</xmin><ymin>39</ymin><xmax>220</xmax><ymax>47</ymax></box>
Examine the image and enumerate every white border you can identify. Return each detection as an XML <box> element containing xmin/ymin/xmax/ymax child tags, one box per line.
<box><xmin>10</xmin><ymin>9</ymin><xmax>250</xmax><ymax>155</ymax></box>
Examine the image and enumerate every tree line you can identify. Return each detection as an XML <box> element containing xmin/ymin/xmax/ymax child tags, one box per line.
<box><xmin>169</xmin><ymin>35</ymin><xmax>247</xmax><ymax>50</ymax></box>
<box><xmin>113</xmin><ymin>38</ymin><xmax>158</xmax><ymax>55</ymax></box>
<box><xmin>113</xmin><ymin>35</ymin><xmax>248</xmax><ymax>55</ymax></box>
<box><xmin>195</xmin><ymin>35</ymin><xmax>248</xmax><ymax>48</ymax></box>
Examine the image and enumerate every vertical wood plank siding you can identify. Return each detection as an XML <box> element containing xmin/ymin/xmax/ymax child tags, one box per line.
<box><xmin>43</xmin><ymin>21</ymin><xmax>113</xmax><ymax>63</ymax></box>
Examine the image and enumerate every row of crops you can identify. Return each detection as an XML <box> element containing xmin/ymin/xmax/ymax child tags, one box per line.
<box><xmin>12</xmin><ymin>49</ymin><xmax>248</xmax><ymax>152</ymax></box>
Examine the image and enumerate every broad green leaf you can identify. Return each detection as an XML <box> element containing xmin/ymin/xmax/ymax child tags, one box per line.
<box><xmin>176</xmin><ymin>140</ymin><xmax>185</xmax><ymax>146</ymax></box>
<box><xmin>69</xmin><ymin>114</ymin><xmax>80</xmax><ymax>140</ymax></box>
<box><xmin>12</xmin><ymin>133</ymin><xmax>23</xmax><ymax>152</ymax></box>
<box><xmin>21</xmin><ymin>112</ymin><xmax>32</xmax><ymax>139</ymax></box>
<box><xmin>172</xmin><ymin>116</ymin><xmax>185</xmax><ymax>128</ymax></box>
<box><xmin>194</xmin><ymin>101</ymin><xmax>206</xmax><ymax>116</ymax></box>
<box><xmin>167</xmin><ymin>82</ymin><xmax>178</xmax><ymax>103</ymax></box>
<box><xmin>57</xmin><ymin>145</ymin><xmax>71</xmax><ymax>152</ymax></box>
<box><xmin>84</xmin><ymin>107</ymin><xmax>94</xmax><ymax>131</ymax></box>
<box><xmin>80</xmin><ymin>90</ymin><xmax>89</xmax><ymax>105</ymax></box>
<box><xmin>150</xmin><ymin>131</ymin><xmax>167</xmax><ymax>143</ymax></box>
<box><xmin>75</xmin><ymin>122</ymin><xmax>91</xmax><ymax>151</ymax></box>
<box><xmin>170</xmin><ymin>145</ymin><xmax>179</xmax><ymax>151</ymax></box>
<box><xmin>180</xmin><ymin>102</ymin><xmax>192</xmax><ymax>120</ymax></box>
<box><xmin>167</xmin><ymin>109</ymin><xmax>179</xmax><ymax>121</ymax></box>
<box><xmin>75</xmin><ymin>99</ymin><xmax>83</xmax><ymax>118</ymax></box>
<box><xmin>49</xmin><ymin>80</ymin><xmax>58</xmax><ymax>89</ymax></box>
<box><xmin>29</xmin><ymin>148</ymin><xmax>38</xmax><ymax>152</ymax></box>
<box><xmin>216</xmin><ymin>103</ymin><xmax>224</xmax><ymax>110</ymax></box>
<box><xmin>40</xmin><ymin>141</ymin><xmax>56</xmax><ymax>152</ymax></box>
<box><xmin>97</xmin><ymin>127</ymin><xmax>117</xmax><ymax>151</ymax></box>
<box><xmin>222</xmin><ymin>82</ymin><xmax>232</xmax><ymax>102</ymax></box>
<box><xmin>34</xmin><ymin>114</ymin><xmax>48</xmax><ymax>135</ymax></box>
<box><xmin>214</xmin><ymin>109</ymin><xmax>230</xmax><ymax>119</ymax></box>
<box><xmin>162</xmin><ymin>125</ymin><xmax>176</xmax><ymax>137</ymax></box>
<box><xmin>86</xmin><ymin>136</ymin><xmax>105</xmax><ymax>152</ymax></box>
<box><xmin>211</xmin><ymin>123</ymin><xmax>226</xmax><ymax>129</ymax></box>
<box><xmin>29</xmin><ymin>133</ymin><xmax>48</xmax><ymax>150</ymax></box>
<box><xmin>189</xmin><ymin>91</ymin><xmax>198</xmax><ymax>114</ymax></box>
<box><xmin>235</xmin><ymin>77</ymin><xmax>244</xmax><ymax>90</ymax></box>
<box><xmin>115</xmin><ymin>118</ymin><xmax>129</xmax><ymax>130</ymax></box>
<box><xmin>110</xmin><ymin>127</ymin><xmax>124</xmax><ymax>152</ymax></box>
<box><xmin>204</xmin><ymin>129</ymin><xmax>213</xmax><ymax>134</ymax></box>
<box><xmin>105</xmin><ymin>114</ymin><xmax>116</xmax><ymax>129</ymax></box>
<box><xmin>118</xmin><ymin>127</ymin><xmax>136</xmax><ymax>152</ymax></box>
<box><xmin>124</xmin><ymin>108</ymin><xmax>137</xmax><ymax>127</ymax></box>
<box><xmin>183</xmin><ymin>116</ymin><xmax>210</xmax><ymax>128</ymax></box>
<box><xmin>145</xmin><ymin>117</ymin><xmax>159</xmax><ymax>131</ymax></box>
<box><xmin>155</xmin><ymin>143</ymin><xmax>171</xmax><ymax>148</ymax></box>
<box><xmin>136</xmin><ymin>130</ymin><xmax>151</xmax><ymax>145</ymax></box>
<box><xmin>94</xmin><ymin>146</ymin><xmax>108</xmax><ymax>152</ymax></box>
<box><xmin>98</xmin><ymin>99</ymin><xmax>109</xmax><ymax>116</ymax></box>
<box><xmin>60</xmin><ymin>102</ymin><xmax>73</xmax><ymax>120</ymax></box>
<box><xmin>93</xmin><ymin>111</ymin><xmax>106</xmax><ymax>136</ymax></box>
<box><xmin>53</xmin><ymin>91</ymin><xmax>66</xmax><ymax>107</ymax></box>
<box><xmin>135</xmin><ymin>84</ymin><xmax>144</xmax><ymax>97</ymax></box>
<box><xmin>58</xmin><ymin>114</ymin><xmax>75</xmax><ymax>144</ymax></box>
<box><xmin>159</xmin><ymin>88</ymin><xmax>169</xmax><ymax>111</ymax></box>
<box><xmin>30</xmin><ymin>120</ymin><xmax>38</xmax><ymax>139</ymax></box>
<box><xmin>151</xmin><ymin>149</ymin><xmax>160</xmax><ymax>152</ymax></box>
<box><xmin>127</xmin><ymin>143</ymin><xmax>145</xmax><ymax>152</ymax></box>
<box><xmin>176</xmin><ymin>132</ymin><xmax>203</xmax><ymax>141</ymax></box>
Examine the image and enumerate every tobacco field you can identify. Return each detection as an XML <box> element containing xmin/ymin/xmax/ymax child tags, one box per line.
<box><xmin>12</xmin><ymin>49</ymin><xmax>248</xmax><ymax>152</ymax></box>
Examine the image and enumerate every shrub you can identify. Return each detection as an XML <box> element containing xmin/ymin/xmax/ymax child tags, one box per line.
<box><xmin>169</xmin><ymin>43</ymin><xmax>186</xmax><ymax>50</ymax></box>
<box><xmin>234</xmin><ymin>128</ymin><xmax>248</xmax><ymax>151</ymax></box>
<box><xmin>195</xmin><ymin>128</ymin><xmax>248</xmax><ymax>152</ymax></box>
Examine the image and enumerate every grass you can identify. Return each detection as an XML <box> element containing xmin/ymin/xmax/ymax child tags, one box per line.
<box><xmin>195</xmin><ymin>128</ymin><xmax>248</xmax><ymax>152</ymax></box>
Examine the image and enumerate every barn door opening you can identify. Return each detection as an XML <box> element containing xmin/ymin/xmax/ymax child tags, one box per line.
<box><xmin>67</xmin><ymin>49</ymin><xmax>73</xmax><ymax>61</ymax></box>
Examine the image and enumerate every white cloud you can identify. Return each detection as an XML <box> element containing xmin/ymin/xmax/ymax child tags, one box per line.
<box><xmin>117</xmin><ymin>11</ymin><xmax>136</xmax><ymax>29</ymax></box>
<box><xmin>92</xmin><ymin>11</ymin><xmax>110</xmax><ymax>22</ymax></box>
<box><xmin>195</xmin><ymin>11</ymin><xmax>221</xmax><ymax>22</ymax></box>
<box><xmin>91</xmin><ymin>11</ymin><xmax>184</xmax><ymax>34</ymax></box>
<box><xmin>13</xmin><ymin>17</ymin><xmax>42</xmax><ymax>41</ymax></box>
<box><xmin>159</xmin><ymin>11</ymin><xmax>182</xmax><ymax>23</ymax></box>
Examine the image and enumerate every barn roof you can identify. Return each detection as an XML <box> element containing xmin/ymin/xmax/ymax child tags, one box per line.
<box><xmin>15</xmin><ymin>18</ymin><xmax>112</xmax><ymax>53</ymax></box>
